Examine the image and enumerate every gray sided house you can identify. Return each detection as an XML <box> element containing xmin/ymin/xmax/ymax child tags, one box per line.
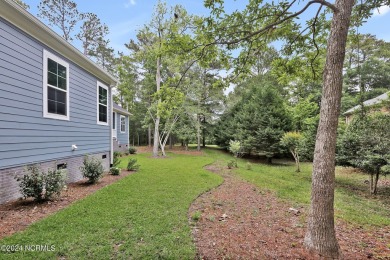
<box><xmin>0</xmin><ymin>1</ymin><xmax>118</xmax><ymax>204</ymax></box>
<box><xmin>112</xmin><ymin>103</ymin><xmax>131</xmax><ymax>153</ymax></box>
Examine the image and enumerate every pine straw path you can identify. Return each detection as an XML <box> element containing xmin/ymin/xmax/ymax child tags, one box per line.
<box><xmin>189</xmin><ymin>162</ymin><xmax>390</xmax><ymax>259</ymax></box>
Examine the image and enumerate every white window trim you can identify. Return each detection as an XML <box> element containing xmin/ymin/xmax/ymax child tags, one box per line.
<box><xmin>97</xmin><ymin>81</ymin><xmax>109</xmax><ymax>126</ymax></box>
<box><xmin>120</xmin><ymin>115</ymin><xmax>126</xmax><ymax>133</ymax></box>
<box><xmin>112</xmin><ymin>111</ymin><xmax>116</xmax><ymax>130</ymax></box>
<box><xmin>43</xmin><ymin>50</ymin><xmax>70</xmax><ymax>120</ymax></box>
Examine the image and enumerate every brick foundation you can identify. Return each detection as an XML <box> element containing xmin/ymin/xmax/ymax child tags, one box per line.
<box><xmin>113</xmin><ymin>138</ymin><xmax>129</xmax><ymax>153</ymax></box>
<box><xmin>0</xmin><ymin>152</ymin><xmax>110</xmax><ymax>205</ymax></box>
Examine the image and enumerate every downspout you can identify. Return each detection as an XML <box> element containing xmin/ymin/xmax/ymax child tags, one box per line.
<box><xmin>110</xmin><ymin>85</ymin><xmax>114</xmax><ymax>166</ymax></box>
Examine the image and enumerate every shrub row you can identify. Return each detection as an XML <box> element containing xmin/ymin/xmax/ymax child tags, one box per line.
<box><xmin>16</xmin><ymin>152</ymin><xmax>140</xmax><ymax>202</ymax></box>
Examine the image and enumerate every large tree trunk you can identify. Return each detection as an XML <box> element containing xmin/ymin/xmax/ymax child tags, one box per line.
<box><xmin>202</xmin><ymin>115</ymin><xmax>206</xmax><ymax>147</ymax></box>
<box><xmin>304</xmin><ymin>0</ymin><xmax>354</xmax><ymax>258</ymax></box>
<box><xmin>152</xmin><ymin>56</ymin><xmax>161</xmax><ymax>157</ymax></box>
<box><xmin>197</xmin><ymin>114</ymin><xmax>201</xmax><ymax>151</ymax></box>
<box><xmin>148</xmin><ymin>125</ymin><xmax>152</xmax><ymax>147</ymax></box>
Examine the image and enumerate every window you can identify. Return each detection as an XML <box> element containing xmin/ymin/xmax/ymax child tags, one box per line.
<box><xmin>97</xmin><ymin>82</ymin><xmax>108</xmax><ymax>125</ymax></box>
<box><xmin>120</xmin><ymin>115</ymin><xmax>126</xmax><ymax>133</ymax></box>
<box><xmin>43</xmin><ymin>50</ymin><xmax>69</xmax><ymax>120</ymax></box>
<box><xmin>112</xmin><ymin>112</ymin><xmax>116</xmax><ymax>130</ymax></box>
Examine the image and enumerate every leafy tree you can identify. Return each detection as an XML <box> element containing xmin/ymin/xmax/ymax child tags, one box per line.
<box><xmin>38</xmin><ymin>0</ymin><xmax>80</xmax><ymax>41</ymax></box>
<box><xmin>337</xmin><ymin>113</ymin><xmax>390</xmax><ymax>194</ymax></box>
<box><xmin>126</xmin><ymin>1</ymin><xmax>225</xmax><ymax>156</ymax></box>
<box><xmin>281</xmin><ymin>132</ymin><xmax>303</xmax><ymax>172</ymax></box>
<box><xmin>203</xmin><ymin>0</ymin><xmax>390</xmax><ymax>257</ymax></box>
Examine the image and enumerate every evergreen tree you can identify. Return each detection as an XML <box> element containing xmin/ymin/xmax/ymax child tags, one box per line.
<box><xmin>38</xmin><ymin>0</ymin><xmax>80</xmax><ymax>42</ymax></box>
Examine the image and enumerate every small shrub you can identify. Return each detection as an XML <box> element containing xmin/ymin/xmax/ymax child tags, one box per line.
<box><xmin>112</xmin><ymin>152</ymin><xmax>121</xmax><ymax>168</ymax></box>
<box><xmin>110</xmin><ymin>167</ymin><xmax>120</xmax><ymax>175</ymax></box>
<box><xmin>15</xmin><ymin>165</ymin><xmax>67</xmax><ymax>201</ymax></box>
<box><xmin>45</xmin><ymin>168</ymin><xmax>67</xmax><ymax>199</ymax></box>
<box><xmin>128</xmin><ymin>147</ymin><xmax>137</xmax><ymax>154</ymax></box>
<box><xmin>113</xmin><ymin>151</ymin><xmax>122</xmax><ymax>158</ymax></box>
<box><xmin>127</xmin><ymin>158</ymin><xmax>140</xmax><ymax>171</ymax></box>
<box><xmin>227</xmin><ymin>159</ymin><xmax>237</xmax><ymax>169</ymax></box>
<box><xmin>228</xmin><ymin>140</ymin><xmax>241</xmax><ymax>157</ymax></box>
<box><xmin>80</xmin><ymin>155</ymin><xmax>104</xmax><ymax>183</ymax></box>
<box><xmin>245</xmin><ymin>162</ymin><xmax>252</xmax><ymax>171</ymax></box>
<box><xmin>191</xmin><ymin>211</ymin><xmax>201</xmax><ymax>221</ymax></box>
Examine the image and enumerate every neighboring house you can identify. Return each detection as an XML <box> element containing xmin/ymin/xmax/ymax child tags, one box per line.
<box><xmin>344</xmin><ymin>92</ymin><xmax>390</xmax><ymax>124</ymax></box>
<box><xmin>0</xmin><ymin>1</ymin><xmax>118</xmax><ymax>204</ymax></box>
<box><xmin>112</xmin><ymin>103</ymin><xmax>131</xmax><ymax>153</ymax></box>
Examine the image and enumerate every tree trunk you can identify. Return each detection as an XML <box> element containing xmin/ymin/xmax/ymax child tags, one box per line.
<box><xmin>148</xmin><ymin>125</ymin><xmax>152</xmax><ymax>147</ymax></box>
<box><xmin>169</xmin><ymin>135</ymin><xmax>173</xmax><ymax>149</ymax></box>
<box><xmin>152</xmin><ymin>56</ymin><xmax>161</xmax><ymax>157</ymax></box>
<box><xmin>304</xmin><ymin>0</ymin><xmax>354</xmax><ymax>258</ymax></box>
<box><xmin>202</xmin><ymin>116</ymin><xmax>206</xmax><ymax>147</ymax></box>
<box><xmin>370</xmin><ymin>173</ymin><xmax>374</xmax><ymax>194</ymax></box>
<box><xmin>266</xmin><ymin>157</ymin><xmax>272</xmax><ymax>164</ymax></box>
<box><xmin>373</xmin><ymin>169</ymin><xmax>380</xmax><ymax>195</ymax></box>
<box><xmin>197</xmin><ymin>114</ymin><xmax>201</xmax><ymax>151</ymax></box>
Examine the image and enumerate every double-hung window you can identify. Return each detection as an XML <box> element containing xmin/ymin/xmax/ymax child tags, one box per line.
<box><xmin>97</xmin><ymin>82</ymin><xmax>108</xmax><ymax>125</ymax></box>
<box><xmin>120</xmin><ymin>115</ymin><xmax>126</xmax><ymax>133</ymax></box>
<box><xmin>43</xmin><ymin>50</ymin><xmax>69</xmax><ymax>120</ymax></box>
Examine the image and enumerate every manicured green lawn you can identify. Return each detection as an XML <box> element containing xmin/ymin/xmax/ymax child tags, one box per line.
<box><xmin>0</xmin><ymin>152</ymin><xmax>222</xmax><ymax>259</ymax></box>
<box><xmin>1</xmin><ymin>148</ymin><xmax>388</xmax><ymax>259</ymax></box>
<box><xmin>204</xmin><ymin>148</ymin><xmax>390</xmax><ymax>227</ymax></box>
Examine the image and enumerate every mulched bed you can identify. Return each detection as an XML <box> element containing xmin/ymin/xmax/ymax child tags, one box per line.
<box><xmin>189</xmin><ymin>163</ymin><xmax>390</xmax><ymax>259</ymax></box>
<box><xmin>0</xmin><ymin>170</ymin><xmax>135</xmax><ymax>240</ymax></box>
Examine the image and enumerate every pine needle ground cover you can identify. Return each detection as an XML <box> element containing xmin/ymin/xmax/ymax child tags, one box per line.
<box><xmin>204</xmin><ymin>148</ymin><xmax>390</xmax><ymax>227</ymax></box>
<box><xmin>0</xmin><ymin>153</ymin><xmax>222</xmax><ymax>259</ymax></box>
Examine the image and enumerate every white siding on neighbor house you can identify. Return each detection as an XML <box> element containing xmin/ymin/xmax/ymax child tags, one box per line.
<box><xmin>0</xmin><ymin>17</ymin><xmax>111</xmax><ymax>169</ymax></box>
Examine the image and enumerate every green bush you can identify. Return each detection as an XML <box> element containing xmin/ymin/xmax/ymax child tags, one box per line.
<box><xmin>80</xmin><ymin>155</ymin><xmax>104</xmax><ymax>183</ymax></box>
<box><xmin>113</xmin><ymin>151</ymin><xmax>122</xmax><ymax>158</ymax></box>
<box><xmin>110</xmin><ymin>167</ymin><xmax>120</xmax><ymax>175</ymax></box>
<box><xmin>227</xmin><ymin>159</ymin><xmax>237</xmax><ymax>169</ymax></box>
<box><xmin>128</xmin><ymin>147</ymin><xmax>137</xmax><ymax>154</ymax></box>
<box><xmin>245</xmin><ymin>162</ymin><xmax>252</xmax><ymax>171</ymax></box>
<box><xmin>112</xmin><ymin>152</ymin><xmax>121</xmax><ymax>168</ymax></box>
<box><xmin>15</xmin><ymin>165</ymin><xmax>67</xmax><ymax>201</ymax></box>
<box><xmin>127</xmin><ymin>158</ymin><xmax>140</xmax><ymax>171</ymax></box>
<box><xmin>45</xmin><ymin>168</ymin><xmax>68</xmax><ymax>199</ymax></box>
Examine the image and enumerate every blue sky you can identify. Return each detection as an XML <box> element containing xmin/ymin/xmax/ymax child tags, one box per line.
<box><xmin>23</xmin><ymin>0</ymin><xmax>390</xmax><ymax>55</ymax></box>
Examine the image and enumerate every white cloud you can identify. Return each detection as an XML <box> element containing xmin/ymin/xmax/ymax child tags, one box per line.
<box><xmin>373</xmin><ymin>6</ymin><xmax>390</xmax><ymax>17</ymax></box>
<box><xmin>124</xmin><ymin>0</ymin><xmax>136</xmax><ymax>8</ymax></box>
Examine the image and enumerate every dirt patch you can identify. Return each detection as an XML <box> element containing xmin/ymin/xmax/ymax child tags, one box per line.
<box><xmin>189</xmin><ymin>162</ymin><xmax>390</xmax><ymax>259</ymax></box>
<box><xmin>0</xmin><ymin>170</ymin><xmax>135</xmax><ymax>240</ymax></box>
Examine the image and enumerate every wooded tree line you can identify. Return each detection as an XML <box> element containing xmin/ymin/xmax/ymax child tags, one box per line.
<box><xmin>16</xmin><ymin>0</ymin><xmax>116</xmax><ymax>73</ymax></box>
<box><xmin>19</xmin><ymin>0</ymin><xmax>390</xmax><ymax>258</ymax></box>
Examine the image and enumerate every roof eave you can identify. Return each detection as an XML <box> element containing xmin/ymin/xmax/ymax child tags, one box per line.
<box><xmin>0</xmin><ymin>0</ymin><xmax>118</xmax><ymax>87</ymax></box>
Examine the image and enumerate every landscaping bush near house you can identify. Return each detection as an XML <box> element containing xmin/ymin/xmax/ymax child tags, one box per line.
<box><xmin>15</xmin><ymin>164</ymin><xmax>67</xmax><ymax>201</ymax></box>
<box><xmin>112</xmin><ymin>152</ymin><xmax>121</xmax><ymax>169</ymax></box>
<box><xmin>80</xmin><ymin>155</ymin><xmax>104</xmax><ymax>183</ymax></box>
<box><xmin>127</xmin><ymin>158</ymin><xmax>140</xmax><ymax>171</ymax></box>
<box><xmin>113</xmin><ymin>151</ymin><xmax>122</xmax><ymax>158</ymax></box>
<box><xmin>110</xmin><ymin>167</ymin><xmax>120</xmax><ymax>175</ymax></box>
<box><xmin>128</xmin><ymin>146</ymin><xmax>137</xmax><ymax>154</ymax></box>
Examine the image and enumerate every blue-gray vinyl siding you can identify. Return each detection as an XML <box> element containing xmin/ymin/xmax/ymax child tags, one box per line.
<box><xmin>116</xmin><ymin>113</ymin><xmax>129</xmax><ymax>145</ymax></box>
<box><xmin>0</xmin><ymin>18</ymin><xmax>111</xmax><ymax>169</ymax></box>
